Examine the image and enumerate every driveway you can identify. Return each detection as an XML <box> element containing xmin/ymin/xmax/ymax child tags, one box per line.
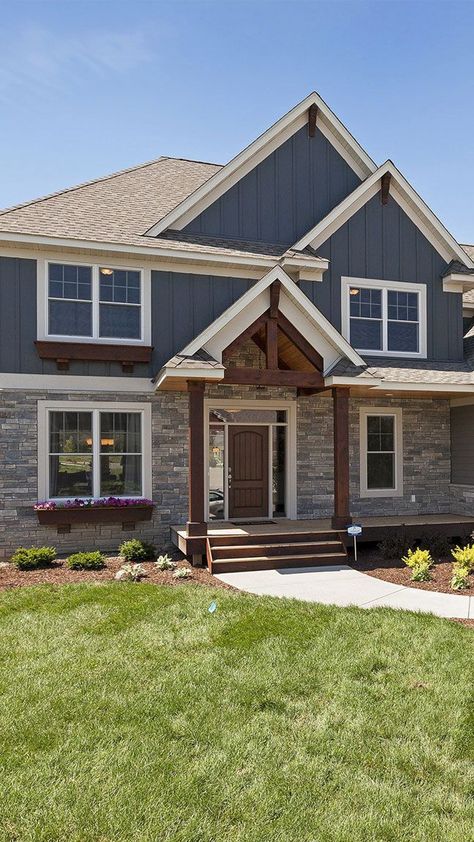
<box><xmin>215</xmin><ymin>564</ymin><xmax>472</xmax><ymax>619</ymax></box>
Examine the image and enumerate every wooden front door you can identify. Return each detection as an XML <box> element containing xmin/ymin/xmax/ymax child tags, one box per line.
<box><xmin>228</xmin><ymin>425</ymin><xmax>269</xmax><ymax>519</ymax></box>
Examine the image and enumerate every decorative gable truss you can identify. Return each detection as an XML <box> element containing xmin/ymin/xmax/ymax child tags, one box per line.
<box><xmin>155</xmin><ymin>266</ymin><xmax>365</xmax><ymax>391</ymax></box>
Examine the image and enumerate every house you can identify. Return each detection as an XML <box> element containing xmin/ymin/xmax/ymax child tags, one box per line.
<box><xmin>1</xmin><ymin>91</ymin><xmax>474</xmax><ymax>566</ymax></box>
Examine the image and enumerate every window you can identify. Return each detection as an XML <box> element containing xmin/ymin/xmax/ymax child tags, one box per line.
<box><xmin>42</xmin><ymin>261</ymin><xmax>150</xmax><ymax>343</ymax></box>
<box><xmin>359</xmin><ymin>408</ymin><xmax>403</xmax><ymax>498</ymax></box>
<box><xmin>342</xmin><ymin>278</ymin><xmax>426</xmax><ymax>357</ymax></box>
<box><xmin>38</xmin><ymin>402</ymin><xmax>152</xmax><ymax>501</ymax></box>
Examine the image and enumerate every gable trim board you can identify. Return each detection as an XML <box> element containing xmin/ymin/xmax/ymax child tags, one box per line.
<box><xmin>292</xmin><ymin>161</ymin><xmax>474</xmax><ymax>271</ymax></box>
<box><xmin>145</xmin><ymin>93</ymin><xmax>377</xmax><ymax>238</ymax></box>
<box><xmin>176</xmin><ymin>265</ymin><xmax>365</xmax><ymax>370</ymax></box>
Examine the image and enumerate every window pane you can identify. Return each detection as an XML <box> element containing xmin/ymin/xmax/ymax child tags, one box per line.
<box><xmin>208</xmin><ymin>408</ymin><xmax>287</xmax><ymax>424</ymax></box>
<box><xmin>100</xmin><ymin>413</ymin><xmax>141</xmax><ymax>453</ymax></box>
<box><xmin>99</xmin><ymin>269</ymin><xmax>141</xmax><ymax>304</ymax></box>
<box><xmin>49</xmin><ymin>412</ymin><xmax>92</xmax><ymax>454</ymax></box>
<box><xmin>349</xmin><ymin>287</ymin><xmax>381</xmax><ymax>319</ymax></box>
<box><xmin>100</xmin><ymin>454</ymin><xmax>142</xmax><ymax>496</ymax></box>
<box><xmin>49</xmin><ymin>454</ymin><xmax>93</xmax><ymax>497</ymax></box>
<box><xmin>388</xmin><ymin>321</ymin><xmax>418</xmax><ymax>352</ymax></box>
<box><xmin>48</xmin><ymin>264</ymin><xmax>91</xmax><ymax>300</ymax></box>
<box><xmin>272</xmin><ymin>426</ymin><xmax>286</xmax><ymax>517</ymax></box>
<box><xmin>209</xmin><ymin>426</ymin><xmax>224</xmax><ymax>520</ymax></box>
<box><xmin>350</xmin><ymin>318</ymin><xmax>382</xmax><ymax>350</ymax></box>
<box><xmin>99</xmin><ymin>303</ymin><xmax>141</xmax><ymax>339</ymax></box>
<box><xmin>367</xmin><ymin>452</ymin><xmax>394</xmax><ymax>489</ymax></box>
<box><xmin>49</xmin><ymin>300</ymin><xmax>92</xmax><ymax>336</ymax></box>
<box><xmin>387</xmin><ymin>290</ymin><xmax>418</xmax><ymax>322</ymax></box>
<box><xmin>367</xmin><ymin>415</ymin><xmax>394</xmax><ymax>453</ymax></box>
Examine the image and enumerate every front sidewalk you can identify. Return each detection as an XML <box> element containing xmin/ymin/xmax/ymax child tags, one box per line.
<box><xmin>214</xmin><ymin>564</ymin><xmax>472</xmax><ymax>619</ymax></box>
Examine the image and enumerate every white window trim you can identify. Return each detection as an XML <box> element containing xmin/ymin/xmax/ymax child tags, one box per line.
<box><xmin>359</xmin><ymin>407</ymin><xmax>403</xmax><ymax>498</ymax></box>
<box><xmin>341</xmin><ymin>276</ymin><xmax>427</xmax><ymax>358</ymax></box>
<box><xmin>204</xmin><ymin>398</ymin><xmax>297</xmax><ymax>521</ymax></box>
<box><xmin>37</xmin><ymin>400</ymin><xmax>152</xmax><ymax>501</ymax></box>
<box><xmin>37</xmin><ymin>259</ymin><xmax>152</xmax><ymax>345</ymax></box>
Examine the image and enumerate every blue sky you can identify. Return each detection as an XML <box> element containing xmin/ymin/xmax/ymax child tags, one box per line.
<box><xmin>1</xmin><ymin>0</ymin><xmax>473</xmax><ymax>242</ymax></box>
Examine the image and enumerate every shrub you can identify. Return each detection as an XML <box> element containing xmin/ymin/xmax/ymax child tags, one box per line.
<box><xmin>451</xmin><ymin>544</ymin><xmax>474</xmax><ymax>572</ymax></box>
<box><xmin>418</xmin><ymin>531</ymin><xmax>452</xmax><ymax>560</ymax></box>
<box><xmin>172</xmin><ymin>567</ymin><xmax>192</xmax><ymax>579</ymax></box>
<box><xmin>119</xmin><ymin>539</ymin><xmax>156</xmax><ymax>562</ymax></box>
<box><xmin>11</xmin><ymin>546</ymin><xmax>56</xmax><ymax>570</ymax></box>
<box><xmin>378</xmin><ymin>533</ymin><xmax>412</xmax><ymax>560</ymax></box>
<box><xmin>451</xmin><ymin>563</ymin><xmax>470</xmax><ymax>591</ymax></box>
<box><xmin>402</xmin><ymin>547</ymin><xmax>433</xmax><ymax>582</ymax></box>
<box><xmin>155</xmin><ymin>554</ymin><xmax>177</xmax><ymax>571</ymax></box>
<box><xmin>115</xmin><ymin>563</ymin><xmax>146</xmax><ymax>582</ymax></box>
<box><xmin>66</xmin><ymin>551</ymin><xmax>105</xmax><ymax>570</ymax></box>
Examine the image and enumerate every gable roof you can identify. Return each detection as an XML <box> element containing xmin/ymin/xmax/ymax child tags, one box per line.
<box><xmin>145</xmin><ymin>92</ymin><xmax>377</xmax><ymax>238</ymax></box>
<box><xmin>291</xmin><ymin>160</ymin><xmax>474</xmax><ymax>269</ymax></box>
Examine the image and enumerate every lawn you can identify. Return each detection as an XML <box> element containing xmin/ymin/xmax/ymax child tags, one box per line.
<box><xmin>0</xmin><ymin>584</ymin><xmax>472</xmax><ymax>842</ymax></box>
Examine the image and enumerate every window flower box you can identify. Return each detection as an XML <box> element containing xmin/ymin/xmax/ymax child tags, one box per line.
<box><xmin>34</xmin><ymin>498</ymin><xmax>153</xmax><ymax>526</ymax></box>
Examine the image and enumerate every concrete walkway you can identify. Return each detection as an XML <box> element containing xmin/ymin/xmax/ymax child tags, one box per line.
<box><xmin>215</xmin><ymin>565</ymin><xmax>472</xmax><ymax>619</ymax></box>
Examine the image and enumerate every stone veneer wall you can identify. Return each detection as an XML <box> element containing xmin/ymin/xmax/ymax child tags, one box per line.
<box><xmin>449</xmin><ymin>484</ymin><xmax>474</xmax><ymax>516</ymax></box>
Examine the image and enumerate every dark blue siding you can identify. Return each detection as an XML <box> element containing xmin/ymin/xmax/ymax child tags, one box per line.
<box><xmin>183</xmin><ymin>125</ymin><xmax>361</xmax><ymax>244</ymax></box>
<box><xmin>300</xmin><ymin>193</ymin><xmax>463</xmax><ymax>361</ymax></box>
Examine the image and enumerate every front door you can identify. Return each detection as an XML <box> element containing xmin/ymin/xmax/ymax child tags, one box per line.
<box><xmin>228</xmin><ymin>425</ymin><xmax>269</xmax><ymax>519</ymax></box>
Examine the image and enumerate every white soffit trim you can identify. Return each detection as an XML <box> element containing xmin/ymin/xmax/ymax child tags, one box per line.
<box><xmin>292</xmin><ymin>161</ymin><xmax>474</xmax><ymax>269</ymax></box>
<box><xmin>443</xmin><ymin>273</ymin><xmax>474</xmax><ymax>294</ymax></box>
<box><xmin>144</xmin><ymin>92</ymin><xmax>376</xmax><ymax>237</ymax></box>
<box><xmin>180</xmin><ymin>264</ymin><xmax>365</xmax><ymax>367</ymax></box>
<box><xmin>0</xmin><ymin>374</ymin><xmax>155</xmax><ymax>392</ymax></box>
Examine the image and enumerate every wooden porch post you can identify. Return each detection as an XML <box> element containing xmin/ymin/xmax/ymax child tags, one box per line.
<box><xmin>186</xmin><ymin>381</ymin><xmax>207</xmax><ymax>553</ymax></box>
<box><xmin>331</xmin><ymin>387</ymin><xmax>352</xmax><ymax>530</ymax></box>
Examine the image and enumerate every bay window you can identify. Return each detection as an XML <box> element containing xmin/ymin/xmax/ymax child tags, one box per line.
<box><xmin>342</xmin><ymin>277</ymin><xmax>426</xmax><ymax>357</ymax></box>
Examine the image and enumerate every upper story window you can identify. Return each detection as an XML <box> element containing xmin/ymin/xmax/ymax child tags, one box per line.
<box><xmin>41</xmin><ymin>261</ymin><xmax>151</xmax><ymax>344</ymax></box>
<box><xmin>341</xmin><ymin>277</ymin><xmax>427</xmax><ymax>358</ymax></box>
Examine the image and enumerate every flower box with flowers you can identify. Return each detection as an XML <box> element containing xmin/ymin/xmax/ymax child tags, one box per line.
<box><xmin>34</xmin><ymin>498</ymin><xmax>154</xmax><ymax>525</ymax></box>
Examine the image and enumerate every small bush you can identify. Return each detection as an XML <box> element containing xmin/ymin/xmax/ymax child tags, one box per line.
<box><xmin>172</xmin><ymin>567</ymin><xmax>192</xmax><ymax>579</ymax></box>
<box><xmin>119</xmin><ymin>539</ymin><xmax>156</xmax><ymax>562</ymax></box>
<box><xmin>418</xmin><ymin>531</ymin><xmax>452</xmax><ymax>560</ymax></box>
<box><xmin>451</xmin><ymin>544</ymin><xmax>474</xmax><ymax>572</ymax></box>
<box><xmin>451</xmin><ymin>563</ymin><xmax>470</xmax><ymax>591</ymax></box>
<box><xmin>66</xmin><ymin>551</ymin><xmax>105</xmax><ymax>570</ymax></box>
<box><xmin>11</xmin><ymin>546</ymin><xmax>56</xmax><ymax>570</ymax></box>
<box><xmin>378</xmin><ymin>533</ymin><xmax>412</xmax><ymax>560</ymax></box>
<box><xmin>402</xmin><ymin>547</ymin><xmax>433</xmax><ymax>582</ymax></box>
<box><xmin>155</xmin><ymin>554</ymin><xmax>177</xmax><ymax>571</ymax></box>
<box><xmin>115</xmin><ymin>563</ymin><xmax>146</xmax><ymax>582</ymax></box>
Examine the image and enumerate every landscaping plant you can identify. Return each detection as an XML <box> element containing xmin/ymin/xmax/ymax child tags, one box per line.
<box><xmin>378</xmin><ymin>533</ymin><xmax>412</xmax><ymax>560</ymax></box>
<box><xmin>449</xmin><ymin>544</ymin><xmax>474</xmax><ymax>590</ymax></box>
<box><xmin>118</xmin><ymin>539</ymin><xmax>156</xmax><ymax>562</ymax></box>
<box><xmin>155</xmin><ymin>554</ymin><xmax>177</xmax><ymax>571</ymax></box>
<box><xmin>114</xmin><ymin>563</ymin><xmax>146</xmax><ymax>582</ymax></box>
<box><xmin>172</xmin><ymin>567</ymin><xmax>192</xmax><ymax>579</ymax></box>
<box><xmin>66</xmin><ymin>551</ymin><xmax>105</xmax><ymax>570</ymax></box>
<box><xmin>11</xmin><ymin>546</ymin><xmax>57</xmax><ymax>570</ymax></box>
<box><xmin>450</xmin><ymin>563</ymin><xmax>470</xmax><ymax>591</ymax></box>
<box><xmin>402</xmin><ymin>547</ymin><xmax>433</xmax><ymax>582</ymax></box>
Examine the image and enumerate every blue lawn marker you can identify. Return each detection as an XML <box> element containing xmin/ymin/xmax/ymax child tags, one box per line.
<box><xmin>208</xmin><ymin>601</ymin><xmax>217</xmax><ymax>614</ymax></box>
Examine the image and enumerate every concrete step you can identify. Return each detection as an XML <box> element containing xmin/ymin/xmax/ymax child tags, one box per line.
<box><xmin>212</xmin><ymin>552</ymin><xmax>348</xmax><ymax>573</ymax></box>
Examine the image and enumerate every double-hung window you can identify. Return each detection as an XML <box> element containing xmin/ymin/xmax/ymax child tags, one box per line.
<box><xmin>44</xmin><ymin>262</ymin><xmax>149</xmax><ymax>343</ymax></box>
<box><xmin>342</xmin><ymin>278</ymin><xmax>426</xmax><ymax>357</ymax></box>
<box><xmin>39</xmin><ymin>402</ymin><xmax>152</xmax><ymax>501</ymax></box>
<box><xmin>359</xmin><ymin>408</ymin><xmax>403</xmax><ymax>498</ymax></box>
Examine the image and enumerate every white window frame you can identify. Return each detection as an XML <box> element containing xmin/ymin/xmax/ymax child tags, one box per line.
<box><xmin>341</xmin><ymin>277</ymin><xmax>427</xmax><ymax>358</ymax></box>
<box><xmin>359</xmin><ymin>407</ymin><xmax>403</xmax><ymax>498</ymax></box>
<box><xmin>37</xmin><ymin>259</ymin><xmax>152</xmax><ymax>345</ymax></box>
<box><xmin>37</xmin><ymin>400</ymin><xmax>152</xmax><ymax>501</ymax></box>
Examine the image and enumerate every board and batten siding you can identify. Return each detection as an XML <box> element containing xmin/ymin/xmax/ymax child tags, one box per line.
<box><xmin>183</xmin><ymin>125</ymin><xmax>361</xmax><ymax>245</ymax></box>
<box><xmin>0</xmin><ymin>257</ymin><xmax>253</xmax><ymax>377</ymax></box>
<box><xmin>450</xmin><ymin>405</ymin><xmax>474</xmax><ymax>485</ymax></box>
<box><xmin>300</xmin><ymin>193</ymin><xmax>463</xmax><ymax>361</ymax></box>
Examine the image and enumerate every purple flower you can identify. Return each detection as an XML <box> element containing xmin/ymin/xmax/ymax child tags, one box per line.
<box><xmin>35</xmin><ymin>497</ymin><xmax>153</xmax><ymax>511</ymax></box>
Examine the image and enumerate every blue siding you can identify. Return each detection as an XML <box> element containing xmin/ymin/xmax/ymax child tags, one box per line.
<box><xmin>300</xmin><ymin>193</ymin><xmax>463</xmax><ymax>361</ymax></box>
<box><xmin>183</xmin><ymin>125</ymin><xmax>361</xmax><ymax>244</ymax></box>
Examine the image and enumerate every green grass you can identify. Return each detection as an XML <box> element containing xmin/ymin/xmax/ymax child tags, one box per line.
<box><xmin>0</xmin><ymin>584</ymin><xmax>472</xmax><ymax>842</ymax></box>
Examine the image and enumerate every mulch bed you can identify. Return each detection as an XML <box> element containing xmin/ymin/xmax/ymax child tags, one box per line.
<box><xmin>0</xmin><ymin>553</ymin><xmax>234</xmax><ymax>592</ymax></box>
<box><xmin>351</xmin><ymin>545</ymin><xmax>473</xmax><ymax>596</ymax></box>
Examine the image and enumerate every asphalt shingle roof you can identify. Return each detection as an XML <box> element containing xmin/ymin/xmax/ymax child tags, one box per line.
<box><xmin>330</xmin><ymin>351</ymin><xmax>474</xmax><ymax>386</ymax></box>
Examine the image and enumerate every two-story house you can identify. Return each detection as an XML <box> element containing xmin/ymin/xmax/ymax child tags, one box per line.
<box><xmin>1</xmin><ymin>92</ymin><xmax>474</xmax><ymax>567</ymax></box>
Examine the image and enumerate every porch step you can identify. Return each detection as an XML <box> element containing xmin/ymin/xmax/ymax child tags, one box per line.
<box><xmin>206</xmin><ymin>529</ymin><xmax>347</xmax><ymax>573</ymax></box>
<box><xmin>211</xmin><ymin>552</ymin><xmax>348</xmax><ymax>574</ymax></box>
<box><xmin>212</xmin><ymin>540</ymin><xmax>342</xmax><ymax>560</ymax></box>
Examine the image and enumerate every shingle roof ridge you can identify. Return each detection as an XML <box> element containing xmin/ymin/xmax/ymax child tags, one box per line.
<box><xmin>0</xmin><ymin>155</ymin><xmax>223</xmax><ymax>218</ymax></box>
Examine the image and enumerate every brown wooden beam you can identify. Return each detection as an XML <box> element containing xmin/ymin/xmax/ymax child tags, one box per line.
<box><xmin>331</xmin><ymin>387</ymin><xmax>352</xmax><ymax>529</ymax></box>
<box><xmin>308</xmin><ymin>103</ymin><xmax>318</xmax><ymax>137</ymax></box>
<box><xmin>187</xmin><ymin>380</ymin><xmax>207</xmax><ymax>545</ymax></box>
<box><xmin>35</xmin><ymin>340</ymin><xmax>153</xmax><ymax>372</ymax></box>
<box><xmin>297</xmin><ymin>387</ymin><xmax>327</xmax><ymax>397</ymax></box>
<box><xmin>222</xmin><ymin>312</ymin><xmax>269</xmax><ymax>360</ymax></box>
<box><xmin>270</xmin><ymin>280</ymin><xmax>281</xmax><ymax>319</ymax></box>
<box><xmin>223</xmin><ymin>368</ymin><xmax>324</xmax><ymax>387</ymax></box>
<box><xmin>251</xmin><ymin>332</ymin><xmax>291</xmax><ymax>370</ymax></box>
<box><xmin>265</xmin><ymin>318</ymin><xmax>279</xmax><ymax>369</ymax></box>
<box><xmin>276</xmin><ymin>311</ymin><xmax>324</xmax><ymax>371</ymax></box>
<box><xmin>381</xmin><ymin>172</ymin><xmax>391</xmax><ymax>205</ymax></box>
